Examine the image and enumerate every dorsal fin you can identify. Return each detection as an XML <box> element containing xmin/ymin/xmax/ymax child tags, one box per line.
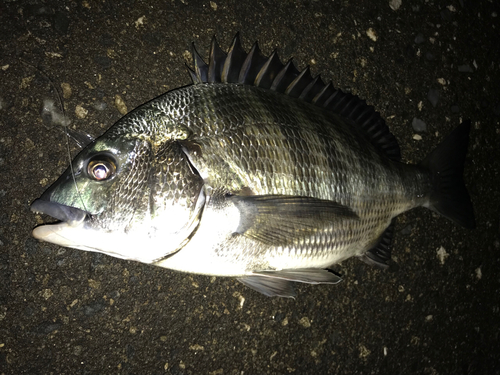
<box><xmin>222</xmin><ymin>33</ymin><xmax>247</xmax><ymax>83</ymax></box>
<box><xmin>238</xmin><ymin>42</ymin><xmax>268</xmax><ymax>84</ymax></box>
<box><xmin>208</xmin><ymin>36</ymin><xmax>226</xmax><ymax>83</ymax></box>
<box><xmin>255</xmin><ymin>51</ymin><xmax>282</xmax><ymax>89</ymax></box>
<box><xmin>270</xmin><ymin>60</ymin><xmax>300</xmax><ymax>92</ymax></box>
<box><xmin>187</xmin><ymin>34</ymin><xmax>401</xmax><ymax>161</ymax></box>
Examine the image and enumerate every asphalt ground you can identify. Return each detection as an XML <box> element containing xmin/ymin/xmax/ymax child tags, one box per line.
<box><xmin>1</xmin><ymin>0</ymin><xmax>499</xmax><ymax>374</ymax></box>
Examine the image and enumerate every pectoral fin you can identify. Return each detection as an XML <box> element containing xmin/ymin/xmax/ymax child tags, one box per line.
<box><xmin>238</xmin><ymin>268</ymin><xmax>342</xmax><ymax>297</ymax></box>
<box><xmin>231</xmin><ymin>195</ymin><xmax>358</xmax><ymax>246</ymax></box>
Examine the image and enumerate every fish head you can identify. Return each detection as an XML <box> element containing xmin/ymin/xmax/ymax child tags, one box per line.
<box><xmin>31</xmin><ymin>128</ymin><xmax>206</xmax><ymax>263</ymax></box>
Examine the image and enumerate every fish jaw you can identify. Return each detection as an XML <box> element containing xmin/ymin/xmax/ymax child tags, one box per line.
<box><xmin>31</xmin><ymin>218</ymin><xmax>182</xmax><ymax>263</ymax></box>
<box><xmin>33</xmin><ymin>221</ymin><xmax>90</xmax><ymax>251</ymax></box>
<box><xmin>30</xmin><ymin>199</ymin><xmax>114</xmax><ymax>255</ymax></box>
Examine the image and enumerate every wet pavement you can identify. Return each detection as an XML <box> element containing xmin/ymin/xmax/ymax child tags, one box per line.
<box><xmin>1</xmin><ymin>0</ymin><xmax>499</xmax><ymax>374</ymax></box>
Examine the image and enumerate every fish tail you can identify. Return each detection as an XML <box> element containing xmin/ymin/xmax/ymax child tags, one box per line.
<box><xmin>420</xmin><ymin>120</ymin><xmax>475</xmax><ymax>228</ymax></box>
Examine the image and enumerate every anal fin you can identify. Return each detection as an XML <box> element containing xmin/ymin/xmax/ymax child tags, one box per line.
<box><xmin>360</xmin><ymin>220</ymin><xmax>395</xmax><ymax>270</ymax></box>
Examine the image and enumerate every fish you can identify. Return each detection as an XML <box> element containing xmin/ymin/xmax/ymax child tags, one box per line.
<box><xmin>30</xmin><ymin>34</ymin><xmax>475</xmax><ymax>297</ymax></box>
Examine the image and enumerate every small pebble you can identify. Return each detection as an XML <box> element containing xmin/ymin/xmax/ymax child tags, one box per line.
<box><xmin>427</xmin><ymin>88</ymin><xmax>440</xmax><ymax>107</ymax></box>
<box><xmin>412</xmin><ymin>118</ymin><xmax>427</xmax><ymax>132</ymax></box>
<box><xmin>366</xmin><ymin>28</ymin><xmax>378</xmax><ymax>42</ymax></box>
<box><xmin>389</xmin><ymin>0</ymin><xmax>402</xmax><ymax>11</ymax></box>
<box><xmin>437</xmin><ymin>78</ymin><xmax>446</xmax><ymax>85</ymax></box>
<box><xmin>75</xmin><ymin>105</ymin><xmax>88</xmax><ymax>119</ymax></box>
<box><xmin>436</xmin><ymin>246</ymin><xmax>449</xmax><ymax>265</ymax></box>
<box><xmin>414</xmin><ymin>33</ymin><xmax>425</xmax><ymax>44</ymax></box>
<box><xmin>93</xmin><ymin>101</ymin><xmax>107</xmax><ymax>111</ymax></box>
<box><xmin>61</xmin><ymin>82</ymin><xmax>72</xmax><ymax>99</ymax></box>
<box><xmin>115</xmin><ymin>95</ymin><xmax>128</xmax><ymax>115</ymax></box>
<box><xmin>401</xmin><ymin>224</ymin><xmax>414</xmax><ymax>235</ymax></box>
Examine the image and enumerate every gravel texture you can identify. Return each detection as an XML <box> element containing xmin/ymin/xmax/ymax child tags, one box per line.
<box><xmin>1</xmin><ymin>0</ymin><xmax>499</xmax><ymax>374</ymax></box>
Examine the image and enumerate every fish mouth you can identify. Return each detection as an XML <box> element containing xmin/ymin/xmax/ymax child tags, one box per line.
<box><xmin>31</xmin><ymin>199</ymin><xmax>88</xmax><ymax>226</ymax></box>
<box><xmin>31</xmin><ymin>199</ymin><xmax>91</xmax><ymax>246</ymax></box>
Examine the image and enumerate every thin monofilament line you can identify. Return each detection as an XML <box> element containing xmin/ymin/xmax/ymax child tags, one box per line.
<box><xmin>21</xmin><ymin>59</ymin><xmax>89</xmax><ymax>214</ymax></box>
<box><xmin>61</xmin><ymin>102</ymin><xmax>89</xmax><ymax>215</ymax></box>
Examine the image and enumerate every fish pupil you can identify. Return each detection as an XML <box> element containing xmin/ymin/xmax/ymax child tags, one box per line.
<box><xmin>92</xmin><ymin>163</ymin><xmax>109</xmax><ymax>180</ymax></box>
<box><xmin>87</xmin><ymin>158</ymin><xmax>116</xmax><ymax>181</ymax></box>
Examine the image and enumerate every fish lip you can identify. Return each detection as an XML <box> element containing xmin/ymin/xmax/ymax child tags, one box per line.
<box><xmin>30</xmin><ymin>199</ymin><xmax>88</xmax><ymax>226</ymax></box>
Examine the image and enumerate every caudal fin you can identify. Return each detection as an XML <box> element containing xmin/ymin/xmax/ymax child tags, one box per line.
<box><xmin>420</xmin><ymin>120</ymin><xmax>475</xmax><ymax>228</ymax></box>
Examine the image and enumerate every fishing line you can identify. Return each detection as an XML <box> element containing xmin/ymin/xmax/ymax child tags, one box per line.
<box><xmin>20</xmin><ymin>58</ymin><xmax>89</xmax><ymax>214</ymax></box>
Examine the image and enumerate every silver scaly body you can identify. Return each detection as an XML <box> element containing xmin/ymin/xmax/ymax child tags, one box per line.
<box><xmin>137</xmin><ymin>84</ymin><xmax>429</xmax><ymax>274</ymax></box>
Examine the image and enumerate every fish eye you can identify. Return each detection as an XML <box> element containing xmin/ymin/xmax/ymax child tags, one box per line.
<box><xmin>87</xmin><ymin>154</ymin><xmax>117</xmax><ymax>181</ymax></box>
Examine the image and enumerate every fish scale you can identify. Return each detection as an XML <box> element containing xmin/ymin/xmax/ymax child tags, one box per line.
<box><xmin>31</xmin><ymin>34</ymin><xmax>474</xmax><ymax>297</ymax></box>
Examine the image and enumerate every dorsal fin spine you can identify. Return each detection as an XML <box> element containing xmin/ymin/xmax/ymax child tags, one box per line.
<box><xmin>285</xmin><ymin>67</ymin><xmax>312</xmax><ymax>97</ymax></box>
<box><xmin>270</xmin><ymin>60</ymin><xmax>300</xmax><ymax>92</ymax></box>
<box><xmin>191</xmin><ymin>42</ymin><xmax>208</xmax><ymax>84</ymax></box>
<box><xmin>189</xmin><ymin>34</ymin><xmax>401</xmax><ymax>161</ymax></box>
<box><xmin>255</xmin><ymin>51</ymin><xmax>283</xmax><ymax>90</ymax></box>
<box><xmin>222</xmin><ymin>33</ymin><xmax>246</xmax><ymax>83</ymax></box>
<box><xmin>299</xmin><ymin>75</ymin><xmax>322</xmax><ymax>101</ymax></box>
<box><xmin>208</xmin><ymin>37</ymin><xmax>227</xmax><ymax>83</ymax></box>
<box><xmin>239</xmin><ymin>42</ymin><xmax>268</xmax><ymax>84</ymax></box>
<box><xmin>313</xmin><ymin>82</ymin><xmax>334</xmax><ymax>105</ymax></box>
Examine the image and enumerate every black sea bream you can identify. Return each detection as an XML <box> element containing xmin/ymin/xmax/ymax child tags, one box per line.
<box><xmin>31</xmin><ymin>35</ymin><xmax>475</xmax><ymax>297</ymax></box>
